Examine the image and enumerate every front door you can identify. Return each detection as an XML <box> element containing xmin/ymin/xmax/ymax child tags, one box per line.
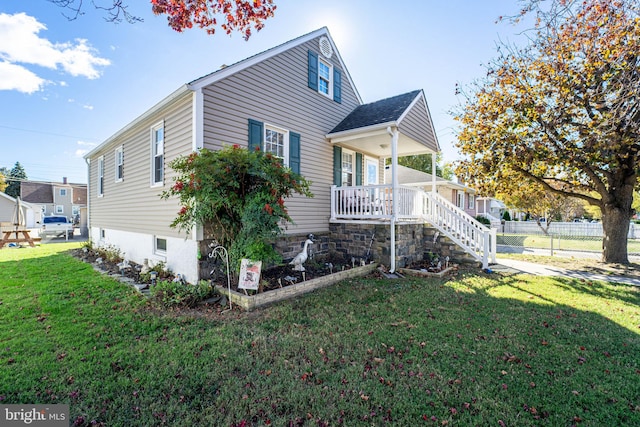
<box><xmin>365</xmin><ymin>157</ymin><xmax>378</xmax><ymax>185</ymax></box>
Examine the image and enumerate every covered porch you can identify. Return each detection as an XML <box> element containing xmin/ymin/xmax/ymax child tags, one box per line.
<box><xmin>325</xmin><ymin>90</ymin><xmax>495</xmax><ymax>269</ymax></box>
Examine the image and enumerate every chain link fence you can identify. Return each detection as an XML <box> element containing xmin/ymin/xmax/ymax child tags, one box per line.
<box><xmin>496</xmin><ymin>221</ymin><xmax>640</xmax><ymax>256</ymax></box>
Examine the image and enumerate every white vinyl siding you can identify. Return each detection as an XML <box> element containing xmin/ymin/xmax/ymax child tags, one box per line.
<box><xmin>201</xmin><ymin>35</ymin><xmax>360</xmax><ymax>235</ymax></box>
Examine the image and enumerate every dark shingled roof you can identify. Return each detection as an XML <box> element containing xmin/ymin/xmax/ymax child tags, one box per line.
<box><xmin>329</xmin><ymin>90</ymin><xmax>421</xmax><ymax>134</ymax></box>
<box><xmin>21</xmin><ymin>181</ymin><xmax>53</xmax><ymax>204</ymax></box>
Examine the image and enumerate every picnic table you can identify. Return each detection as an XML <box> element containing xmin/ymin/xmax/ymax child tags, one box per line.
<box><xmin>0</xmin><ymin>223</ymin><xmax>40</xmax><ymax>249</ymax></box>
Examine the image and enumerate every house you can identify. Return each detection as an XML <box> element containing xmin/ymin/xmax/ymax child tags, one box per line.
<box><xmin>0</xmin><ymin>191</ymin><xmax>39</xmax><ymax>228</ymax></box>
<box><xmin>384</xmin><ymin>165</ymin><xmax>478</xmax><ymax>217</ymax></box>
<box><xmin>85</xmin><ymin>27</ymin><xmax>495</xmax><ymax>283</ymax></box>
<box><xmin>20</xmin><ymin>178</ymin><xmax>88</xmax><ymax>234</ymax></box>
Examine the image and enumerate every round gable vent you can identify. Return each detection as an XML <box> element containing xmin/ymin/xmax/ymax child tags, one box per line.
<box><xmin>319</xmin><ymin>36</ymin><xmax>333</xmax><ymax>59</ymax></box>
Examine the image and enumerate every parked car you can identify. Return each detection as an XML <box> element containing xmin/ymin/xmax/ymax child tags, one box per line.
<box><xmin>41</xmin><ymin>216</ymin><xmax>74</xmax><ymax>239</ymax></box>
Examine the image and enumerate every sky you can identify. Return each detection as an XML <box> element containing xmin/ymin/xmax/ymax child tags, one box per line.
<box><xmin>0</xmin><ymin>0</ymin><xmax>530</xmax><ymax>184</ymax></box>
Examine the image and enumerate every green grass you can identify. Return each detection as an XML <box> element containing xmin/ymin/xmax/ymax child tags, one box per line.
<box><xmin>497</xmin><ymin>233</ymin><xmax>640</xmax><ymax>253</ymax></box>
<box><xmin>1</xmin><ymin>243</ymin><xmax>640</xmax><ymax>426</ymax></box>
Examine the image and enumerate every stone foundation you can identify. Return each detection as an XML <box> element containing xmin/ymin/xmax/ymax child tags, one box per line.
<box><xmin>329</xmin><ymin>221</ymin><xmax>475</xmax><ymax>268</ymax></box>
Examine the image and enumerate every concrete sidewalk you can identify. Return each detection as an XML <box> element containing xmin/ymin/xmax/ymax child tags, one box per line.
<box><xmin>493</xmin><ymin>257</ymin><xmax>640</xmax><ymax>287</ymax></box>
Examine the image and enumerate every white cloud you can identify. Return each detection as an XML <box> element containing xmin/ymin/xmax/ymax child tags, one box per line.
<box><xmin>75</xmin><ymin>141</ymin><xmax>97</xmax><ymax>157</ymax></box>
<box><xmin>0</xmin><ymin>12</ymin><xmax>110</xmax><ymax>93</ymax></box>
<box><xmin>0</xmin><ymin>60</ymin><xmax>47</xmax><ymax>93</ymax></box>
<box><xmin>82</xmin><ymin>104</ymin><xmax>94</xmax><ymax>110</ymax></box>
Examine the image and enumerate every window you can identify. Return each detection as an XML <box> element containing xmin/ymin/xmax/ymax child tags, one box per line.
<box><xmin>55</xmin><ymin>205</ymin><xmax>64</xmax><ymax>214</ymax></box>
<box><xmin>264</xmin><ymin>125</ymin><xmax>288</xmax><ymax>163</ymax></box>
<box><xmin>115</xmin><ymin>145</ymin><xmax>124</xmax><ymax>182</ymax></box>
<box><xmin>341</xmin><ymin>150</ymin><xmax>354</xmax><ymax>186</ymax></box>
<box><xmin>468</xmin><ymin>194</ymin><xmax>475</xmax><ymax>210</ymax></box>
<box><xmin>457</xmin><ymin>192</ymin><xmax>464</xmax><ymax>209</ymax></box>
<box><xmin>100</xmin><ymin>229</ymin><xmax>105</xmax><ymax>239</ymax></box>
<box><xmin>98</xmin><ymin>156</ymin><xmax>104</xmax><ymax>197</ymax></box>
<box><xmin>72</xmin><ymin>206</ymin><xmax>80</xmax><ymax>216</ymax></box>
<box><xmin>60</xmin><ymin>189</ymin><xmax>67</xmax><ymax>196</ymax></box>
<box><xmin>318</xmin><ymin>58</ymin><xmax>332</xmax><ymax>97</ymax></box>
<box><xmin>307</xmin><ymin>50</ymin><xmax>342</xmax><ymax>103</ymax></box>
<box><xmin>155</xmin><ymin>237</ymin><xmax>167</xmax><ymax>254</ymax></box>
<box><xmin>151</xmin><ymin>122</ymin><xmax>164</xmax><ymax>185</ymax></box>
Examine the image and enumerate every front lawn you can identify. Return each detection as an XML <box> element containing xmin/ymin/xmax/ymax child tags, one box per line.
<box><xmin>1</xmin><ymin>243</ymin><xmax>639</xmax><ymax>426</ymax></box>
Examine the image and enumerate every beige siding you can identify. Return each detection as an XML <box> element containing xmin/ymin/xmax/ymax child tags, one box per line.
<box><xmin>201</xmin><ymin>36</ymin><xmax>361</xmax><ymax>235</ymax></box>
<box><xmin>88</xmin><ymin>93</ymin><xmax>193</xmax><ymax>238</ymax></box>
<box><xmin>399</xmin><ymin>100</ymin><xmax>438</xmax><ymax>152</ymax></box>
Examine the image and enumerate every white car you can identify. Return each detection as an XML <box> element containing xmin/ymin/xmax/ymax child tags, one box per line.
<box><xmin>41</xmin><ymin>216</ymin><xmax>74</xmax><ymax>239</ymax></box>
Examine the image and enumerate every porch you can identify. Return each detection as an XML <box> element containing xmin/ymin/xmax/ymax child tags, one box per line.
<box><xmin>330</xmin><ymin>184</ymin><xmax>497</xmax><ymax>269</ymax></box>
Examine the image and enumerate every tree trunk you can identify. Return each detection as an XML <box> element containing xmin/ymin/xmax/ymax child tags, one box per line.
<box><xmin>601</xmin><ymin>203</ymin><xmax>632</xmax><ymax>264</ymax></box>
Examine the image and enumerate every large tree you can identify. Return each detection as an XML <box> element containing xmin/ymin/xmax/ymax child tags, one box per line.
<box><xmin>392</xmin><ymin>153</ymin><xmax>454</xmax><ymax>180</ymax></box>
<box><xmin>4</xmin><ymin>162</ymin><xmax>27</xmax><ymax>199</ymax></box>
<box><xmin>49</xmin><ymin>0</ymin><xmax>276</xmax><ymax>40</ymax></box>
<box><xmin>454</xmin><ymin>0</ymin><xmax>640</xmax><ymax>264</ymax></box>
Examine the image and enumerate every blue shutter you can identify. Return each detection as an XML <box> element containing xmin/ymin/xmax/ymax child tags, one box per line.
<box><xmin>248</xmin><ymin>119</ymin><xmax>263</xmax><ymax>151</ymax></box>
<box><xmin>355</xmin><ymin>153</ymin><xmax>363</xmax><ymax>185</ymax></box>
<box><xmin>308</xmin><ymin>50</ymin><xmax>318</xmax><ymax>91</ymax></box>
<box><xmin>333</xmin><ymin>68</ymin><xmax>342</xmax><ymax>103</ymax></box>
<box><xmin>333</xmin><ymin>146</ymin><xmax>342</xmax><ymax>185</ymax></box>
<box><xmin>289</xmin><ymin>132</ymin><xmax>301</xmax><ymax>174</ymax></box>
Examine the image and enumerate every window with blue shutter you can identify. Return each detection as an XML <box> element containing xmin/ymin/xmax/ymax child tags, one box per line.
<box><xmin>249</xmin><ymin>119</ymin><xmax>301</xmax><ymax>173</ymax></box>
<box><xmin>289</xmin><ymin>132</ymin><xmax>300</xmax><ymax>174</ymax></box>
<box><xmin>309</xmin><ymin>49</ymin><xmax>342</xmax><ymax>103</ymax></box>
<box><xmin>333</xmin><ymin>146</ymin><xmax>342</xmax><ymax>185</ymax></box>
<box><xmin>355</xmin><ymin>153</ymin><xmax>363</xmax><ymax>185</ymax></box>
<box><xmin>333</xmin><ymin>68</ymin><xmax>342</xmax><ymax>103</ymax></box>
<box><xmin>248</xmin><ymin>119</ymin><xmax>263</xmax><ymax>151</ymax></box>
<box><xmin>308</xmin><ymin>50</ymin><xmax>318</xmax><ymax>91</ymax></box>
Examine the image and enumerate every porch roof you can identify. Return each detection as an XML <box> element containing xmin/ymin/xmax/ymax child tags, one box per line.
<box><xmin>326</xmin><ymin>90</ymin><xmax>440</xmax><ymax>157</ymax></box>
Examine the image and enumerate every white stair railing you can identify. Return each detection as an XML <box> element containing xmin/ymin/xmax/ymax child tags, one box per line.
<box><xmin>422</xmin><ymin>192</ymin><xmax>496</xmax><ymax>268</ymax></box>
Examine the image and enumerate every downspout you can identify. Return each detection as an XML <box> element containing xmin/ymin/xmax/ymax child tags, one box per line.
<box><xmin>387</xmin><ymin>126</ymin><xmax>399</xmax><ymax>273</ymax></box>
<box><xmin>84</xmin><ymin>157</ymin><xmax>90</xmax><ymax>239</ymax></box>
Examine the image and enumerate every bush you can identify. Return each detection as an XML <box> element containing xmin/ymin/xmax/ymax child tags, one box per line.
<box><xmin>475</xmin><ymin>215</ymin><xmax>491</xmax><ymax>225</ymax></box>
<box><xmin>502</xmin><ymin>210</ymin><xmax>512</xmax><ymax>221</ymax></box>
<box><xmin>161</xmin><ymin>145</ymin><xmax>313</xmax><ymax>270</ymax></box>
<box><xmin>149</xmin><ymin>280</ymin><xmax>214</xmax><ymax>308</ymax></box>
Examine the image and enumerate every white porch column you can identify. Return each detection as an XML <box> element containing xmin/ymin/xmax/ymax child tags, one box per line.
<box><xmin>431</xmin><ymin>153</ymin><xmax>436</xmax><ymax>197</ymax></box>
<box><xmin>387</xmin><ymin>127</ymin><xmax>399</xmax><ymax>273</ymax></box>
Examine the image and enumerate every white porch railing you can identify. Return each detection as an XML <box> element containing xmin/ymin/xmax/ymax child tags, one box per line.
<box><xmin>331</xmin><ymin>185</ymin><xmax>497</xmax><ymax>268</ymax></box>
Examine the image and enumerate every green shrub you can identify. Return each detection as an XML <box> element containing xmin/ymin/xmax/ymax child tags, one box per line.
<box><xmin>161</xmin><ymin>145</ymin><xmax>313</xmax><ymax>270</ymax></box>
<box><xmin>149</xmin><ymin>280</ymin><xmax>214</xmax><ymax>308</ymax></box>
<box><xmin>475</xmin><ymin>215</ymin><xmax>491</xmax><ymax>225</ymax></box>
<box><xmin>502</xmin><ymin>210</ymin><xmax>512</xmax><ymax>221</ymax></box>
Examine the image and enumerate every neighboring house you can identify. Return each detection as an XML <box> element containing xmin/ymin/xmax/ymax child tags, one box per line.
<box><xmin>0</xmin><ymin>191</ymin><xmax>39</xmax><ymax>228</ymax></box>
<box><xmin>21</xmin><ymin>178</ymin><xmax>87</xmax><ymax>228</ymax></box>
<box><xmin>476</xmin><ymin>197</ymin><xmax>506</xmax><ymax>226</ymax></box>
<box><xmin>385</xmin><ymin>165</ymin><xmax>478</xmax><ymax>217</ymax></box>
<box><xmin>85</xmin><ymin>27</ymin><xmax>495</xmax><ymax>283</ymax></box>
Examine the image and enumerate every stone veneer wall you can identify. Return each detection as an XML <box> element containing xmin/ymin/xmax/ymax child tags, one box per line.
<box><xmin>329</xmin><ymin>222</ymin><xmax>472</xmax><ymax>269</ymax></box>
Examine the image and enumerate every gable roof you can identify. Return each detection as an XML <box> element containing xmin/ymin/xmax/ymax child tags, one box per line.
<box><xmin>329</xmin><ymin>90</ymin><xmax>421</xmax><ymax>134</ymax></box>
<box><xmin>21</xmin><ymin>181</ymin><xmax>53</xmax><ymax>204</ymax></box>
<box><xmin>188</xmin><ymin>27</ymin><xmax>361</xmax><ymax>104</ymax></box>
<box><xmin>85</xmin><ymin>27</ymin><xmax>362</xmax><ymax>160</ymax></box>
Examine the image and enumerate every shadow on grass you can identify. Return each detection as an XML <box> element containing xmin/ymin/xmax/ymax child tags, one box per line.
<box><xmin>0</xmin><ymin>249</ymin><xmax>639</xmax><ymax>426</ymax></box>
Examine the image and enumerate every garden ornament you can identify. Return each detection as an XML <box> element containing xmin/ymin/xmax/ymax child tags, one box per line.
<box><xmin>290</xmin><ymin>239</ymin><xmax>314</xmax><ymax>271</ymax></box>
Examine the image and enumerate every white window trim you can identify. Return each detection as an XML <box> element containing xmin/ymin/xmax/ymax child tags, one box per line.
<box><xmin>115</xmin><ymin>145</ymin><xmax>124</xmax><ymax>183</ymax></box>
<box><xmin>468</xmin><ymin>194</ymin><xmax>475</xmax><ymax>210</ymax></box>
<box><xmin>55</xmin><ymin>205</ymin><xmax>64</xmax><ymax>214</ymax></box>
<box><xmin>98</xmin><ymin>156</ymin><xmax>104</xmax><ymax>197</ymax></box>
<box><xmin>154</xmin><ymin>236</ymin><xmax>168</xmax><ymax>255</ymax></box>
<box><xmin>151</xmin><ymin>121</ymin><xmax>164</xmax><ymax>187</ymax></box>
<box><xmin>72</xmin><ymin>205</ymin><xmax>80</xmax><ymax>216</ymax></box>
<box><xmin>318</xmin><ymin>58</ymin><xmax>333</xmax><ymax>99</ymax></box>
<box><xmin>341</xmin><ymin>148</ymin><xmax>354</xmax><ymax>186</ymax></box>
<box><xmin>263</xmin><ymin>123</ymin><xmax>289</xmax><ymax>166</ymax></box>
<box><xmin>60</xmin><ymin>188</ymin><xmax>67</xmax><ymax>197</ymax></box>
